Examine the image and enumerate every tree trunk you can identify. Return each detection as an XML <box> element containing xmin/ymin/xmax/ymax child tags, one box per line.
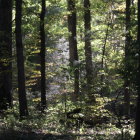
<box><xmin>68</xmin><ymin>0</ymin><xmax>79</xmax><ymax>95</ymax></box>
<box><xmin>100</xmin><ymin>22</ymin><xmax>109</xmax><ymax>95</ymax></box>
<box><xmin>40</xmin><ymin>0</ymin><xmax>46</xmax><ymax>111</ymax></box>
<box><xmin>15</xmin><ymin>0</ymin><xmax>28</xmax><ymax>117</ymax></box>
<box><xmin>84</xmin><ymin>0</ymin><xmax>93</xmax><ymax>94</ymax></box>
<box><xmin>134</xmin><ymin>0</ymin><xmax>140</xmax><ymax>139</ymax></box>
<box><xmin>124</xmin><ymin>0</ymin><xmax>131</xmax><ymax>116</ymax></box>
<box><xmin>0</xmin><ymin>0</ymin><xmax>12</xmax><ymax>110</ymax></box>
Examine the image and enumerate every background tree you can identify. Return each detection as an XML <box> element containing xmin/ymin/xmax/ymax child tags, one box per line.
<box><xmin>40</xmin><ymin>0</ymin><xmax>47</xmax><ymax>111</ymax></box>
<box><xmin>124</xmin><ymin>0</ymin><xmax>131</xmax><ymax>116</ymax></box>
<box><xmin>68</xmin><ymin>0</ymin><xmax>79</xmax><ymax>95</ymax></box>
<box><xmin>15</xmin><ymin>0</ymin><xmax>28</xmax><ymax>117</ymax></box>
<box><xmin>0</xmin><ymin>0</ymin><xmax>12</xmax><ymax>110</ymax></box>
<box><xmin>84</xmin><ymin>0</ymin><xmax>93</xmax><ymax>94</ymax></box>
<box><xmin>134</xmin><ymin>0</ymin><xmax>140</xmax><ymax>139</ymax></box>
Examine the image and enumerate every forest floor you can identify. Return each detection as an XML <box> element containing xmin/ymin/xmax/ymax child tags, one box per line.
<box><xmin>0</xmin><ymin>126</ymin><xmax>124</xmax><ymax>140</ymax></box>
<box><xmin>0</xmin><ymin>129</ymin><xmax>111</xmax><ymax>140</ymax></box>
<box><xmin>0</xmin><ymin>92</ymin><xmax>135</xmax><ymax>140</ymax></box>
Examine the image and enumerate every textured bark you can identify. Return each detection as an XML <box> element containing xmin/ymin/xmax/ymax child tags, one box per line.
<box><xmin>68</xmin><ymin>0</ymin><xmax>79</xmax><ymax>94</ymax></box>
<box><xmin>15</xmin><ymin>0</ymin><xmax>28</xmax><ymax>117</ymax></box>
<box><xmin>84</xmin><ymin>0</ymin><xmax>93</xmax><ymax>93</ymax></box>
<box><xmin>40</xmin><ymin>0</ymin><xmax>46</xmax><ymax>111</ymax></box>
<box><xmin>0</xmin><ymin>0</ymin><xmax>12</xmax><ymax>110</ymax></box>
<box><xmin>124</xmin><ymin>0</ymin><xmax>131</xmax><ymax>116</ymax></box>
<box><xmin>134</xmin><ymin>0</ymin><xmax>140</xmax><ymax>139</ymax></box>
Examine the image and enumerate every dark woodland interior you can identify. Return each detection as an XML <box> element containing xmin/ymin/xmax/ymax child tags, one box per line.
<box><xmin>0</xmin><ymin>0</ymin><xmax>140</xmax><ymax>139</ymax></box>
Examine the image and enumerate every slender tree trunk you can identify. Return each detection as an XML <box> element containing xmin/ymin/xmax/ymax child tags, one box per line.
<box><xmin>124</xmin><ymin>0</ymin><xmax>131</xmax><ymax>116</ymax></box>
<box><xmin>15</xmin><ymin>0</ymin><xmax>28</xmax><ymax>117</ymax></box>
<box><xmin>84</xmin><ymin>0</ymin><xmax>93</xmax><ymax>94</ymax></box>
<box><xmin>100</xmin><ymin>22</ymin><xmax>109</xmax><ymax>95</ymax></box>
<box><xmin>134</xmin><ymin>0</ymin><xmax>140</xmax><ymax>139</ymax></box>
<box><xmin>101</xmin><ymin>23</ymin><xmax>109</xmax><ymax>72</ymax></box>
<box><xmin>0</xmin><ymin>0</ymin><xmax>12</xmax><ymax>110</ymax></box>
<box><xmin>68</xmin><ymin>0</ymin><xmax>79</xmax><ymax>95</ymax></box>
<box><xmin>40</xmin><ymin>0</ymin><xmax>46</xmax><ymax>111</ymax></box>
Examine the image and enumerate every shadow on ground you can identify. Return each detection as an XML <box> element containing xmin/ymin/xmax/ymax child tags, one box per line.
<box><xmin>0</xmin><ymin>129</ymin><xmax>94</xmax><ymax>140</ymax></box>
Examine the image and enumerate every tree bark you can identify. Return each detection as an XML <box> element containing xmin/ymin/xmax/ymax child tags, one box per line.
<box><xmin>68</xmin><ymin>0</ymin><xmax>79</xmax><ymax>95</ymax></box>
<box><xmin>84</xmin><ymin>0</ymin><xmax>93</xmax><ymax>94</ymax></box>
<box><xmin>15</xmin><ymin>0</ymin><xmax>28</xmax><ymax>117</ymax></box>
<box><xmin>134</xmin><ymin>0</ymin><xmax>140</xmax><ymax>139</ymax></box>
<box><xmin>124</xmin><ymin>0</ymin><xmax>131</xmax><ymax>116</ymax></box>
<box><xmin>0</xmin><ymin>0</ymin><xmax>12</xmax><ymax>110</ymax></box>
<box><xmin>40</xmin><ymin>0</ymin><xmax>46</xmax><ymax>111</ymax></box>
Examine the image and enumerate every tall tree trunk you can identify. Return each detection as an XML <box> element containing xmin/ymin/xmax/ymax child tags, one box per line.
<box><xmin>124</xmin><ymin>0</ymin><xmax>131</xmax><ymax>116</ymax></box>
<box><xmin>100</xmin><ymin>22</ymin><xmax>109</xmax><ymax>95</ymax></box>
<box><xmin>15</xmin><ymin>0</ymin><xmax>28</xmax><ymax>117</ymax></box>
<box><xmin>0</xmin><ymin>0</ymin><xmax>12</xmax><ymax>110</ymax></box>
<box><xmin>68</xmin><ymin>0</ymin><xmax>79</xmax><ymax>95</ymax></box>
<box><xmin>84</xmin><ymin>0</ymin><xmax>93</xmax><ymax>94</ymax></box>
<box><xmin>134</xmin><ymin>0</ymin><xmax>140</xmax><ymax>139</ymax></box>
<box><xmin>40</xmin><ymin>0</ymin><xmax>46</xmax><ymax>111</ymax></box>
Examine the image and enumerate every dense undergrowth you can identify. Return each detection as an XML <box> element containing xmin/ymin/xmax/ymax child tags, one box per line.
<box><xmin>0</xmin><ymin>93</ymin><xmax>135</xmax><ymax>140</ymax></box>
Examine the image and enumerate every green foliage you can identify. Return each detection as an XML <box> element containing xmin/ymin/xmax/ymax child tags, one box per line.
<box><xmin>0</xmin><ymin>0</ymin><xmax>137</xmax><ymax>139</ymax></box>
<box><xmin>0</xmin><ymin>92</ymin><xmax>135</xmax><ymax>140</ymax></box>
